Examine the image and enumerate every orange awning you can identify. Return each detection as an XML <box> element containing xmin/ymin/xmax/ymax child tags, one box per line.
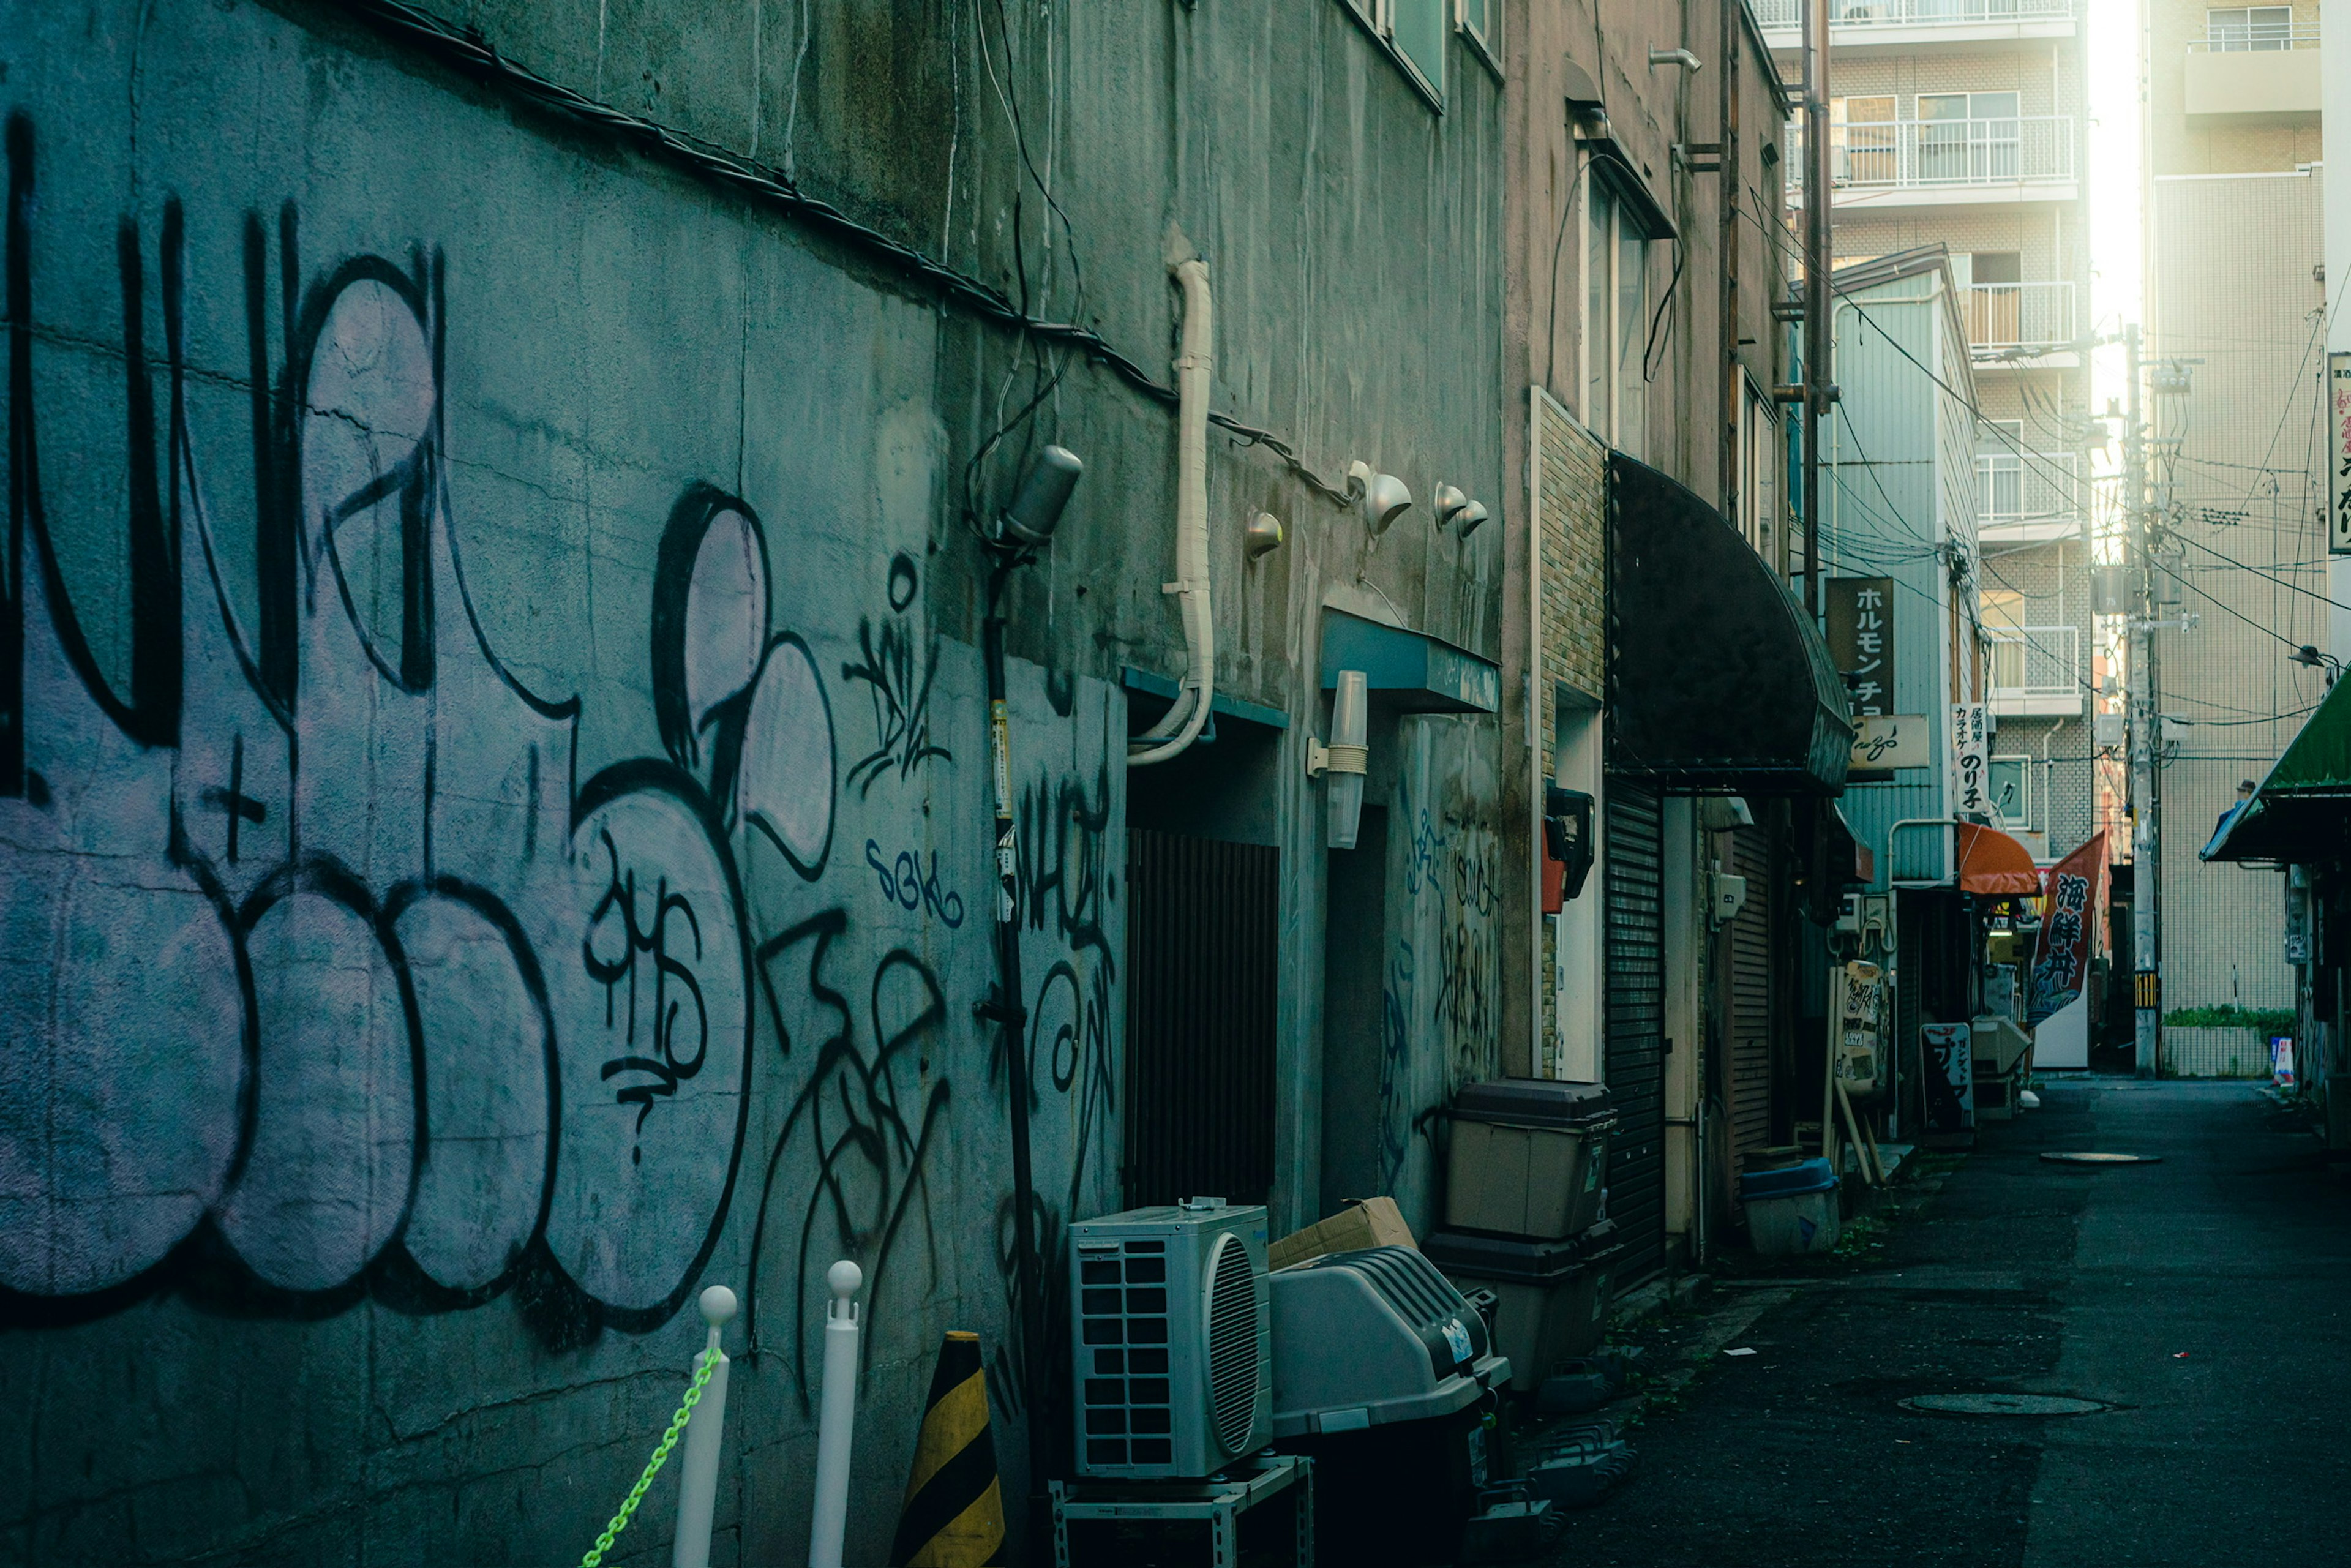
<box><xmin>1955</xmin><ymin>822</ymin><xmax>2042</xmax><ymax>896</ymax></box>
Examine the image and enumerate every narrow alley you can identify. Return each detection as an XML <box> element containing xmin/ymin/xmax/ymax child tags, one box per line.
<box><xmin>1568</xmin><ymin>1080</ymin><xmax>2351</xmax><ymax>1567</ymax></box>
<box><xmin>9</xmin><ymin>1</ymin><xmax>2351</xmax><ymax>1564</ymax></box>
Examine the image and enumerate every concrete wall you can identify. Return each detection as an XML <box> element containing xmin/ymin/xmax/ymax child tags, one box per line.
<box><xmin>0</xmin><ymin>1</ymin><xmax>1508</xmax><ymax>1561</ymax></box>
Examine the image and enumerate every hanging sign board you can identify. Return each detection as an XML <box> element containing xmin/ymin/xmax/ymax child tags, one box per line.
<box><xmin>1824</xmin><ymin>577</ymin><xmax>1897</xmax><ymax>716</ymax></box>
<box><xmin>1849</xmin><ymin>713</ymin><xmax>1929</xmax><ymax>775</ymax></box>
<box><xmin>1921</xmin><ymin>1022</ymin><xmax>1974</xmax><ymax>1141</ymax></box>
<box><xmin>2330</xmin><ymin>351</ymin><xmax>2351</xmax><ymax>555</ymax></box>
<box><xmin>1949</xmin><ymin>702</ymin><xmax>1989</xmax><ymax>817</ymax></box>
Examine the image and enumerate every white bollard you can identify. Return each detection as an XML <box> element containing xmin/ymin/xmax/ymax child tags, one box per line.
<box><xmin>807</xmin><ymin>1259</ymin><xmax>864</xmax><ymax>1568</ymax></box>
<box><xmin>672</xmin><ymin>1285</ymin><xmax>737</xmax><ymax>1568</ymax></box>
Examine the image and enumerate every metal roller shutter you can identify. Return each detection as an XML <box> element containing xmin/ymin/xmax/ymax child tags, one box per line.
<box><xmin>1123</xmin><ymin>829</ymin><xmax>1280</xmax><ymax>1208</ymax></box>
<box><xmin>1728</xmin><ymin>825</ymin><xmax>1774</xmax><ymax>1179</ymax></box>
<box><xmin>1605</xmin><ymin>783</ymin><xmax>1667</xmax><ymax>1284</ymax></box>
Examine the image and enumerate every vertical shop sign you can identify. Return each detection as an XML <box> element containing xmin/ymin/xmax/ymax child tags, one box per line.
<box><xmin>1921</xmin><ymin>1022</ymin><xmax>1974</xmax><ymax>1139</ymax></box>
<box><xmin>1824</xmin><ymin>577</ymin><xmax>1897</xmax><ymax>715</ymax></box>
<box><xmin>2329</xmin><ymin>352</ymin><xmax>2351</xmax><ymax>555</ymax></box>
<box><xmin>1949</xmin><ymin>702</ymin><xmax>1989</xmax><ymax>817</ymax></box>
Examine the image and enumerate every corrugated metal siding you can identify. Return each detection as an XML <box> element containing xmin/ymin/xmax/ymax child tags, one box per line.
<box><xmin>1605</xmin><ymin>783</ymin><xmax>1667</xmax><ymax>1282</ymax></box>
<box><xmin>2151</xmin><ymin>173</ymin><xmax>2326</xmax><ymax>1011</ymax></box>
<box><xmin>1728</xmin><ymin>825</ymin><xmax>1774</xmax><ymax>1176</ymax></box>
<box><xmin>1123</xmin><ymin>830</ymin><xmax>1279</xmax><ymax>1207</ymax></box>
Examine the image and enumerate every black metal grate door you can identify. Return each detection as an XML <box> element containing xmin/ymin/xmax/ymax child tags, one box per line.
<box><xmin>1605</xmin><ymin>784</ymin><xmax>1667</xmax><ymax>1283</ymax></box>
<box><xmin>1123</xmin><ymin>830</ymin><xmax>1280</xmax><ymax>1208</ymax></box>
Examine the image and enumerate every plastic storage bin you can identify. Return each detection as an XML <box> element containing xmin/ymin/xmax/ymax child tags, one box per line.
<box><xmin>1739</xmin><ymin>1157</ymin><xmax>1840</xmax><ymax>1256</ymax></box>
<box><xmin>1422</xmin><ymin>1221</ymin><xmax>1624</xmax><ymax>1392</ymax></box>
<box><xmin>1445</xmin><ymin>1079</ymin><xmax>1616</xmax><ymax>1239</ymax></box>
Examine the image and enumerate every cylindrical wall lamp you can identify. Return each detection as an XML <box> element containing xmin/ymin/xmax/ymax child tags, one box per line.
<box><xmin>1307</xmin><ymin>669</ymin><xmax>1370</xmax><ymax>849</ymax></box>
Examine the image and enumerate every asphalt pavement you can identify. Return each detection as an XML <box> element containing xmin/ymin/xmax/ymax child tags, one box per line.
<box><xmin>1551</xmin><ymin>1078</ymin><xmax>2351</xmax><ymax>1567</ymax></box>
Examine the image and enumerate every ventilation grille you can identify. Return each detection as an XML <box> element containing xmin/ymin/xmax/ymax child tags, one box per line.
<box><xmin>1075</xmin><ymin>1240</ymin><xmax>1172</xmax><ymax>1469</ymax></box>
<box><xmin>1204</xmin><ymin>1232</ymin><xmax>1261</xmax><ymax>1455</ymax></box>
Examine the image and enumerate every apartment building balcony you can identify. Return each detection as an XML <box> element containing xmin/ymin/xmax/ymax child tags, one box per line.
<box><xmin>1757</xmin><ymin>0</ymin><xmax>2077</xmax><ymax>53</ymax></box>
<box><xmin>1963</xmin><ymin>281</ymin><xmax>2080</xmax><ymax>369</ymax></box>
<box><xmin>1787</xmin><ymin>116</ymin><xmax>2077</xmax><ymax>210</ymax></box>
<box><xmin>1989</xmin><ymin>625</ymin><xmax>2083</xmax><ymax>716</ymax></box>
<box><xmin>2184</xmin><ymin>19</ymin><xmax>2320</xmax><ymax>118</ymax></box>
<box><xmin>1977</xmin><ymin>451</ymin><xmax>2085</xmax><ymax>542</ymax></box>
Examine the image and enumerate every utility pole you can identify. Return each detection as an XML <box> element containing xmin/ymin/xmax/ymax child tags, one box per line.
<box><xmin>2124</xmin><ymin>323</ymin><xmax>2163</xmax><ymax>1078</ymax></box>
<box><xmin>1801</xmin><ymin>0</ymin><xmax>1832</xmax><ymax>616</ymax></box>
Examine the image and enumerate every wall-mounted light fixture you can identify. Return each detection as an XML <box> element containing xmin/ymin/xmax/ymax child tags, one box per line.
<box><xmin>1244</xmin><ymin>511</ymin><xmax>1285</xmax><ymax>560</ymax></box>
<box><xmin>1307</xmin><ymin>669</ymin><xmax>1370</xmax><ymax>849</ymax></box>
<box><xmin>1434</xmin><ymin>484</ymin><xmax>1489</xmax><ymax>541</ymax></box>
<box><xmin>997</xmin><ymin>445</ymin><xmax>1084</xmax><ymax>548</ymax></box>
<box><xmin>1346</xmin><ymin>460</ymin><xmax>1412</xmax><ymax>537</ymax></box>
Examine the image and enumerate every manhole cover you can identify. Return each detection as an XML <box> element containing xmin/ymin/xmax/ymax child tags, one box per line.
<box><xmin>1902</xmin><ymin>1393</ymin><xmax>2109</xmax><ymax>1416</ymax></box>
<box><xmin>2040</xmin><ymin>1152</ymin><xmax>2161</xmax><ymax>1165</ymax></box>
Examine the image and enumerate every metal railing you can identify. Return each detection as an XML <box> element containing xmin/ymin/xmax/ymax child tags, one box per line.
<box><xmin>1755</xmin><ymin>0</ymin><xmax>2076</xmax><ymax>27</ymax></box>
<box><xmin>2188</xmin><ymin>21</ymin><xmax>2318</xmax><ymax>51</ymax></box>
<box><xmin>1789</xmin><ymin>116</ymin><xmax>2075</xmax><ymax>193</ymax></box>
<box><xmin>1963</xmin><ymin>281</ymin><xmax>2077</xmax><ymax>353</ymax></box>
<box><xmin>1988</xmin><ymin>625</ymin><xmax>2080</xmax><ymax>703</ymax></box>
<box><xmin>1976</xmin><ymin>451</ymin><xmax>2082</xmax><ymax>528</ymax></box>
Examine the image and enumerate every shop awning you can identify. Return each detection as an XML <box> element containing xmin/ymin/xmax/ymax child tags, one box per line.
<box><xmin>1956</xmin><ymin>822</ymin><xmax>2042</xmax><ymax>896</ymax></box>
<box><xmin>2203</xmin><ymin>676</ymin><xmax>2351</xmax><ymax>863</ymax></box>
<box><xmin>1606</xmin><ymin>451</ymin><xmax>1853</xmax><ymax>795</ymax></box>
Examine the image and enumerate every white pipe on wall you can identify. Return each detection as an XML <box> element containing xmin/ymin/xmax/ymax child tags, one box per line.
<box><xmin>1130</xmin><ymin>233</ymin><xmax>1217</xmax><ymax>767</ymax></box>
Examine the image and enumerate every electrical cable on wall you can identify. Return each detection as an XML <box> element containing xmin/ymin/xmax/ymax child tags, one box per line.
<box><xmin>320</xmin><ymin>0</ymin><xmax>1355</xmax><ymax>506</ymax></box>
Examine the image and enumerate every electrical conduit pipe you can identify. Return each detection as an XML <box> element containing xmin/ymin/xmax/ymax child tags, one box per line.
<box><xmin>1130</xmin><ymin>234</ymin><xmax>1215</xmax><ymax>766</ymax></box>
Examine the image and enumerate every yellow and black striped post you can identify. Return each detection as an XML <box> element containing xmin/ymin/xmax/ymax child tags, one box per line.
<box><xmin>888</xmin><ymin>1330</ymin><xmax>1005</xmax><ymax>1567</ymax></box>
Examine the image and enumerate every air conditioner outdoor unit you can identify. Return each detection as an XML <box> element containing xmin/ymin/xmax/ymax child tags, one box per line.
<box><xmin>1070</xmin><ymin>1200</ymin><xmax>1273</xmax><ymax>1480</ymax></box>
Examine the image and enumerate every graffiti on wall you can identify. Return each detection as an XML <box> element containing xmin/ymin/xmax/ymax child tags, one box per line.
<box><xmin>1377</xmin><ymin>744</ymin><xmax>1503</xmax><ymax>1207</ymax></box>
<box><xmin>0</xmin><ymin>114</ymin><xmax>1119</xmax><ymax>1371</ymax></box>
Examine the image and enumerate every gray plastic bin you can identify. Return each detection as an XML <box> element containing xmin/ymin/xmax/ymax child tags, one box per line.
<box><xmin>1445</xmin><ymin>1079</ymin><xmax>1615</xmax><ymax>1239</ymax></box>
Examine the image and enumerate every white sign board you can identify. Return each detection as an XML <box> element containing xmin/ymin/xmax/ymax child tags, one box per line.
<box><xmin>1850</xmin><ymin>713</ymin><xmax>1929</xmax><ymax>773</ymax></box>
<box><xmin>2331</xmin><ymin>351</ymin><xmax>2351</xmax><ymax>555</ymax></box>
<box><xmin>1949</xmin><ymin>702</ymin><xmax>1989</xmax><ymax>817</ymax></box>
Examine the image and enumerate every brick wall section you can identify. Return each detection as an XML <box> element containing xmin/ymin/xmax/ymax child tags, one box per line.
<box><xmin>1533</xmin><ymin>390</ymin><xmax>1607</xmax><ymax>1077</ymax></box>
<box><xmin>1535</xmin><ymin>390</ymin><xmax>1608</xmax><ymax>757</ymax></box>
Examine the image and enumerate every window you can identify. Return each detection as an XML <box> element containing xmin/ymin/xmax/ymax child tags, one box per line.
<box><xmin>1738</xmin><ymin>380</ymin><xmax>1782</xmax><ymax>566</ymax></box>
<box><xmin>1341</xmin><ymin>1</ymin><xmax>1449</xmax><ymax>102</ymax></box>
<box><xmin>2206</xmin><ymin>6</ymin><xmax>2293</xmax><ymax>48</ymax></box>
<box><xmin>1987</xmin><ymin>755</ymin><xmax>2034</xmax><ymax>830</ymax></box>
<box><xmin>1389</xmin><ymin>0</ymin><xmax>1447</xmax><ymax>97</ymax></box>
<box><xmin>1831</xmin><ymin>96</ymin><xmax>1896</xmax><ymax>186</ymax></box>
<box><xmin>1581</xmin><ymin>171</ymin><xmax>1653</xmax><ymax>458</ymax></box>
<box><xmin>1961</xmin><ymin>258</ymin><xmax>2022</xmax><ymax>348</ymax></box>
<box><xmin>1981</xmin><ymin>588</ymin><xmax>2025</xmax><ymax>691</ymax></box>
<box><xmin>1457</xmin><ymin>0</ymin><xmax>1501</xmax><ymax>72</ymax></box>
<box><xmin>1917</xmin><ymin>92</ymin><xmax>2019</xmax><ymax>182</ymax></box>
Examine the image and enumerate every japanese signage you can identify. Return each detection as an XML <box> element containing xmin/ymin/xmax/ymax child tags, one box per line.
<box><xmin>1832</xmin><ymin>961</ymin><xmax>1886</xmax><ymax>1095</ymax></box>
<box><xmin>1949</xmin><ymin>702</ymin><xmax>1989</xmax><ymax>817</ymax></box>
<box><xmin>1824</xmin><ymin>577</ymin><xmax>1897</xmax><ymax>715</ymax></box>
<box><xmin>1849</xmin><ymin>713</ymin><xmax>1929</xmax><ymax>773</ymax></box>
<box><xmin>2331</xmin><ymin>352</ymin><xmax>2351</xmax><ymax>555</ymax></box>
<box><xmin>1921</xmin><ymin>1022</ymin><xmax>1974</xmax><ymax>1139</ymax></box>
<box><xmin>2027</xmin><ymin>830</ymin><xmax>2106</xmax><ymax>1026</ymax></box>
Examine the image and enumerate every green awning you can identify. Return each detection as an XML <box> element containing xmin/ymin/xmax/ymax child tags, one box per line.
<box><xmin>2203</xmin><ymin>677</ymin><xmax>2351</xmax><ymax>863</ymax></box>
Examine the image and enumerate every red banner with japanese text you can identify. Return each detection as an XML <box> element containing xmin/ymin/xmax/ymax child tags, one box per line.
<box><xmin>2028</xmin><ymin>831</ymin><xmax>2107</xmax><ymax>1026</ymax></box>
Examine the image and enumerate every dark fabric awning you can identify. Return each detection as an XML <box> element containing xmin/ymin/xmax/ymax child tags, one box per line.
<box><xmin>2205</xmin><ymin>675</ymin><xmax>2351</xmax><ymax>863</ymax></box>
<box><xmin>1607</xmin><ymin>451</ymin><xmax>1853</xmax><ymax>795</ymax></box>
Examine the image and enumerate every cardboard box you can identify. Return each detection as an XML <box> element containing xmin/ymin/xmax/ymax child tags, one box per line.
<box><xmin>1267</xmin><ymin>1196</ymin><xmax>1415</xmax><ymax>1272</ymax></box>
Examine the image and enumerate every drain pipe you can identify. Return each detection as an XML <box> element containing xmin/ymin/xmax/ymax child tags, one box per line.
<box><xmin>1130</xmin><ymin>231</ymin><xmax>1216</xmax><ymax>766</ymax></box>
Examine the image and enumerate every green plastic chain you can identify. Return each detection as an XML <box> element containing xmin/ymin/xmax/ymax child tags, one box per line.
<box><xmin>580</xmin><ymin>1349</ymin><xmax>719</xmax><ymax>1568</ymax></box>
